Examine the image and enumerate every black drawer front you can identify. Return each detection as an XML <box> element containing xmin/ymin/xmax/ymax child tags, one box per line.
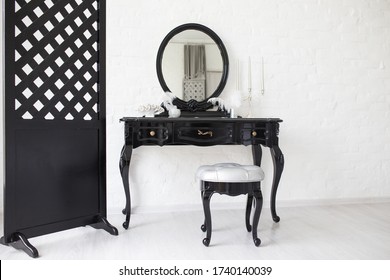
<box><xmin>240</xmin><ymin>122</ymin><xmax>268</xmax><ymax>146</ymax></box>
<box><xmin>134</xmin><ymin>122</ymin><xmax>171</xmax><ymax>146</ymax></box>
<box><xmin>241</xmin><ymin>128</ymin><xmax>267</xmax><ymax>145</ymax></box>
<box><xmin>175</xmin><ymin>124</ymin><xmax>234</xmax><ymax>145</ymax></box>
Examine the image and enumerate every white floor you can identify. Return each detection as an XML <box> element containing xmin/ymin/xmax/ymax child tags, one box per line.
<box><xmin>1</xmin><ymin>202</ymin><xmax>390</xmax><ymax>260</ymax></box>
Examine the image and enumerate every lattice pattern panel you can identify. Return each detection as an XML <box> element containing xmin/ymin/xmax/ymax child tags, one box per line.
<box><xmin>13</xmin><ymin>0</ymin><xmax>101</xmax><ymax>121</ymax></box>
<box><xmin>183</xmin><ymin>79</ymin><xmax>205</xmax><ymax>102</ymax></box>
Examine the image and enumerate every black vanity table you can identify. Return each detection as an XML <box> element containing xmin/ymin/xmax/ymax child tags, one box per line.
<box><xmin>119</xmin><ymin>23</ymin><xmax>284</xmax><ymax>231</ymax></box>
<box><xmin>119</xmin><ymin>116</ymin><xmax>284</xmax><ymax>229</ymax></box>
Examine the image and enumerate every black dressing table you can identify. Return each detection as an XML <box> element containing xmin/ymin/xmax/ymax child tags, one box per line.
<box><xmin>119</xmin><ymin>117</ymin><xmax>284</xmax><ymax>229</ymax></box>
<box><xmin>119</xmin><ymin>23</ymin><xmax>284</xmax><ymax>230</ymax></box>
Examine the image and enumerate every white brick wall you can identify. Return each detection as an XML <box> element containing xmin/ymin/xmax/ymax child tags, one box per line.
<box><xmin>105</xmin><ymin>0</ymin><xmax>390</xmax><ymax>211</ymax></box>
<box><xmin>2</xmin><ymin>0</ymin><xmax>390</xmax><ymax>212</ymax></box>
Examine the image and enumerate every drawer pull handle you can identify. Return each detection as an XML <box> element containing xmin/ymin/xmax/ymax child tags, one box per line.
<box><xmin>149</xmin><ymin>130</ymin><xmax>156</xmax><ymax>137</ymax></box>
<box><xmin>252</xmin><ymin>131</ymin><xmax>257</xmax><ymax>137</ymax></box>
<box><xmin>198</xmin><ymin>130</ymin><xmax>213</xmax><ymax>137</ymax></box>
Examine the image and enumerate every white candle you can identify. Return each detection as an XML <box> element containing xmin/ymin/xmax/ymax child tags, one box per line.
<box><xmin>248</xmin><ymin>56</ymin><xmax>252</xmax><ymax>91</ymax></box>
<box><xmin>261</xmin><ymin>57</ymin><xmax>264</xmax><ymax>95</ymax></box>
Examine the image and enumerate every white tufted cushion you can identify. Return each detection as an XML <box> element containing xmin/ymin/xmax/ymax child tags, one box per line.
<box><xmin>196</xmin><ymin>163</ymin><xmax>265</xmax><ymax>183</ymax></box>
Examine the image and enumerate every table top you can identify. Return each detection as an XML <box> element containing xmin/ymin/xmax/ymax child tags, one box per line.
<box><xmin>120</xmin><ymin>117</ymin><xmax>283</xmax><ymax>123</ymax></box>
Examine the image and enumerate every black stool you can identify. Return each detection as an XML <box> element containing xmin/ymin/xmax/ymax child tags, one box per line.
<box><xmin>196</xmin><ymin>163</ymin><xmax>265</xmax><ymax>247</ymax></box>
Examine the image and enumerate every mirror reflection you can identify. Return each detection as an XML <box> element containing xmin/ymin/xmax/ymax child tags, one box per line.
<box><xmin>161</xmin><ymin>30</ymin><xmax>223</xmax><ymax>101</ymax></box>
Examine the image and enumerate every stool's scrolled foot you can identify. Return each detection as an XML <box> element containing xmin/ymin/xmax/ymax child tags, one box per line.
<box><xmin>201</xmin><ymin>224</ymin><xmax>206</xmax><ymax>232</ymax></box>
<box><xmin>123</xmin><ymin>221</ymin><xmax>129</xmax><ymax>229</ymax></box>
<box><xmin>254</xmin><ymin>238</ymin><xmax>261</xmax><ymax>247</ymax></box>
<box><xmin>272</xmin><ymin>215</ymin><xmax>280</xmax><ymax>223</ymax></box>
<box><xmin>202</xmin><ymin>238</ymin><xmax>210</xmax><ymax>247</ymax></box>
<box><xmin>246</xmin><ymin>224</ymin><xmax>252</xmax><ymax>232</ymax></box>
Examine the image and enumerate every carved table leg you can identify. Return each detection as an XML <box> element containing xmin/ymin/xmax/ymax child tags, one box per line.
<box><xmin>0</xmin><ymin>233</ymin><xmax>39</xmax><ymax>258</ymax></box>
<box><xmin>119</xmin><ymin>144</ymin><xmax>133</xmax><ymax>229</ymax></box>
<box><xmin>270</xmin><ymin>145</ymin><xmax>284</xmax><ymax>223</ymax></box>
<box><xmin>90</xmin><ymin>216</ymin><xmax>118</xmax><ymax>236</ymax></box>
<box><xmin>252</xmin><ymin>144</ymin><xmax>263</xmax><ymax>167</ymax></box>
<box><xmin>245</xmin><ymin>194</ymin><xmax>253</xmax><ymax>232</ymax></box>
<box><xmin>201</xmin><ymin>190</ymin><xmax>213</xmax><ymax>246</ymax></box>
<box><xmin>252</xmin><ymin>190</ymin><xmax>263</xmax><ymax>247</ymax></box>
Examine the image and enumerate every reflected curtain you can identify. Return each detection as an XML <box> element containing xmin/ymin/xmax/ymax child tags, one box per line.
<box><xmin>184</xmin><ymin>44</ymin><xmax>206</xmax><ymax>79</ymax></box>
<box><xmin>206</xmin><ymin>71</ymin><xmax>222</xmax><ymax>98</ymax></box>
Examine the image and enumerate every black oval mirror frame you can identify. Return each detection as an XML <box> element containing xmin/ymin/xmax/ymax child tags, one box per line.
<box><xmin>156</xmin><ymin>23</ymin><xmax>229</xmax><ymax>112</ymax></box>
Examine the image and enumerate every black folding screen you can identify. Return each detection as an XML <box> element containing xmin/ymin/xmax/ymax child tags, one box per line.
<box><xmin>1</xmin><ymin>0</ymin><xmax>117</xmax><ymax>258</ymax></box>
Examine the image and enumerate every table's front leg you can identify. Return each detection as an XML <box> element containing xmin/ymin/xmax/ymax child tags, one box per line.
<box><xmin>252</xmin><ymin>144</ymin><xmax>263</xmax><ymax>166</ymax></box>
<box><xmin>270</xmin><ymin>145</ymin><xmax>284</xmax><ymax>222</ymax></box>
<box><xmin>247</xmin><ymin>144</ymin><xmax>263</xmax><ymax>228</ymax></box>
<box><xmin>119</xmin><ymin>144</ymin><xmax>133</xmax><ymax>229</ymax></box>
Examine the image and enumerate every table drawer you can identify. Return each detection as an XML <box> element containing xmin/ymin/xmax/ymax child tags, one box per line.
<box><xmin>134</xmin><ymin>123</ymin><xmax>171</xmax><ymax>146</ymax></box>
<box><xmin>175</xmin><ymin>124</ymin><xmax>234</xmax><ymax>145</ymax></box>
<box><xmin>240</xmin><ymin>126</ymin><xmax>267</xmax><ymax>145</ymax></box>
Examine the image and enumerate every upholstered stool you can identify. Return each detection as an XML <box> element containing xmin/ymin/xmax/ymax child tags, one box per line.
<box><xmin>196</xmin><ymin>163</ymin><xmax>265</xmax><ymax>247</ymax></box>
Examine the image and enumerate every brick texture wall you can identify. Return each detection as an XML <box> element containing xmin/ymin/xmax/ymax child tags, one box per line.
<box><xmin>105</xmin><ymin>0</ymin><xmax>390</xmax><ymax>211</ymax></box>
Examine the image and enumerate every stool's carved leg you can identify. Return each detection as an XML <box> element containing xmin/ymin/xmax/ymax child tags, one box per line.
<box><xmin>245</xmin><ymin>194</ymin><xmax>253</xmax><ymax>232</ymax></box>
<box><xmin>200</xmin><ymin>191</ymin><xmax>207</xmax><ymax>232</ymax></box>
<box><xmin>202</xmin><ymin>190</ymin><xmax>213</xmax><ymax>246</ymax></box>
<box><xmin>252</xmin><ymin>190</ymin><xmax>263</xmax><ymax>247</ymax></box>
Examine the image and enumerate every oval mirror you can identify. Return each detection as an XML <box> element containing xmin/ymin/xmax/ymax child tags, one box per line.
<box><xmin>156</xmin><ymin>23</ymin><xmax>229</xmax><ymax>112</ymax></box>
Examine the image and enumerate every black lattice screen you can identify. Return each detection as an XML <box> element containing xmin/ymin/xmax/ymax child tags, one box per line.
<box><xmin>2</xmin><ymin>0</ymin><xmax>115</xmax><ymax>258</ymax></box>
<box><xmin>14</xmin><ymin>0</ymin><xmax>99</xmax><ymax>121</ymax></box>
